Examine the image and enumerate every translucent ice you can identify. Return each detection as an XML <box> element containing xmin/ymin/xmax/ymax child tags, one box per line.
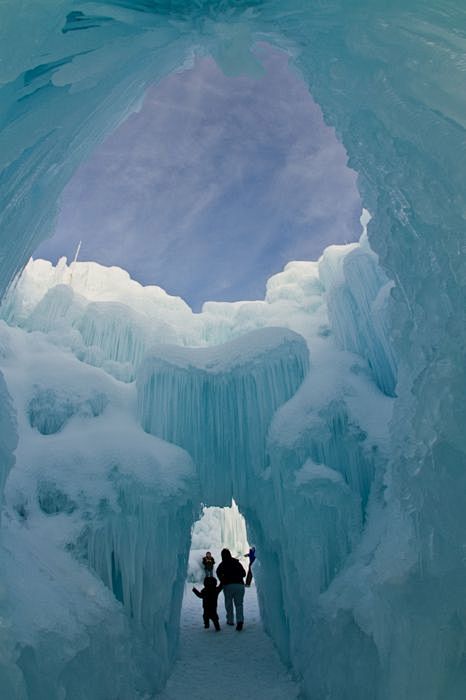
<box><xmin>0</xmin><ymin>233</ymin><xmax>394</xmax><ymax>698</ymax></box>
<box><xmin>137</xmin><ymin>327</ymin><xmax>309</xmax><ymax>505</ymax></box>
<box><xmin>0</xmin><ymin>323</ymin><xmax>198</xmax><ymax>697</ymax></box>
<box><xmin>319</xmin><ymin>214</ymin><xmax>397</xmax><ymax>396</ymax></box>
<box><xmin>0</xmin><ymin>3</ymin><xmax>465</xmax><ymax>699</ymax></box>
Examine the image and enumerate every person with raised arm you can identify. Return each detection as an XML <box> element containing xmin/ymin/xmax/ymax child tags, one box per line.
<box><xmin>192</xmin><ymin>576</ymin><xmax>222</xmax><ymax>631</ymax></box>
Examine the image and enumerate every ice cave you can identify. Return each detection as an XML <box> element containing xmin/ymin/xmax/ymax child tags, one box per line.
<box><xmin>0</xmin><ymin>2</ymin><xmax>465</xmax><ymax>699</ymax></box>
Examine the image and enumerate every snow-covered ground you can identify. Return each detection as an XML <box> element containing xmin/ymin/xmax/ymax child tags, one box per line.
<box><xmin>156</xmin><ymin>583</ymin><xmax>300</xmax><ymax>700</ymax></box>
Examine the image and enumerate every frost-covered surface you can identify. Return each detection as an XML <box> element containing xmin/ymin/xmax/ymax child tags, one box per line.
<box><xmin>319</xmin><ymin>213</ymin><xmax>397</xmax><ymax>396</ymax></box>
<box><xmin>0</xmin><ymin>222</ymin><xmax>399</xmax><ymax>698</ymax></box>
<box><xmin>138</xmin><ymin>327</ymin><xmax>309</xmax><ymax>504</ymax></box>
<box><xmin>1</xmin><ymin>259</ymin><xmax>194</xmax><ymax>381</ymax></box>
<box><xmin>0</xmin><ymin>322</ymin><xmax>197</xmax><ymax>698</ymax></box>
<box><xmin>1</xmin><ymin>3</ymin><xmax>465</xmax><ymax>698</ymax></box>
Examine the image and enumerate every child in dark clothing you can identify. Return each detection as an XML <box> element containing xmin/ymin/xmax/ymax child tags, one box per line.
<box><xmin>192</xmin><ymin>577</ymin><xmax>222</xmax><ymax>631</ymax></box>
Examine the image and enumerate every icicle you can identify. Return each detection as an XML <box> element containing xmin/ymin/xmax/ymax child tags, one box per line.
<box><xmin>137</xmin><ymin>327</ymin><xmax>309</xmax><ymax>505</ymax></box>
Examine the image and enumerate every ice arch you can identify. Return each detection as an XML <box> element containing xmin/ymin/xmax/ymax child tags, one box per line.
<box><xmin>0</xmin><ymin>2</ymin><xmax>465</xmax><ymax>700</ymax></box>
<box><xmin>137</xmin><ymin>327</ymin><xmax>309</xmax><ymax>504</ymax></box>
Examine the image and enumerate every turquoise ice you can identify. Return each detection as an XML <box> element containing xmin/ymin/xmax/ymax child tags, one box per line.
<box><xmin>0</xmin><ymin>3</ymin><xmax>465</xmax><ymax>699</ymax></box>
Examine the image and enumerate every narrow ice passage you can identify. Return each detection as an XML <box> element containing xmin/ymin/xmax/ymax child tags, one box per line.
<box><xmin>156</xmin><ymin>584</ymin><xmax>299</xmax><ymax>700</ymax></box>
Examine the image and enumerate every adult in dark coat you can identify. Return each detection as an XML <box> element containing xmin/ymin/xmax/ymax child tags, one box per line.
<box><xmin>216</xmin><ymin>548</ymin><xmax>246</xmax><ymax>631</ymax></box>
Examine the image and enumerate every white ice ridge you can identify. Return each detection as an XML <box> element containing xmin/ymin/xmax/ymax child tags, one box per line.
<box><xmin>1</xmin><ymin>214</ymin><xmax>395</xmax><ymax>396</ymax></box>
<box><xmin>138</xmin><ymin>327</ymin><xmax>310</xmax><ymax>504</ymax></box>
<box><xmin>139</xmin><ymin>326</ymin><xmax>307</xmax><ymax>372</ymax></box>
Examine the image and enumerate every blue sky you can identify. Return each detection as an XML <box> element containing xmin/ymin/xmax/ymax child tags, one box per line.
<box><xmin>35</xmin><ymin>44</ymin><xmax>361</xmax><ymax>310</ymax></box>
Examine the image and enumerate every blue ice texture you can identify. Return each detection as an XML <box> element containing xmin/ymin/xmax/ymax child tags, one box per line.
<box><xmin>0</xmin><ymin>2</ymin><xmax>465</xmax><ymax>700</ymax></box>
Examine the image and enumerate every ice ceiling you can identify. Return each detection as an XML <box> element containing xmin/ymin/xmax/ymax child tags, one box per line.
<box><xmin>0</xmin><ymin>2</ymin><xmax>465</xmax><ymax>700</ymax></box>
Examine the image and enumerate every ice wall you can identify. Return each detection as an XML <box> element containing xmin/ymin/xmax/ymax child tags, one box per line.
<box><xmin>0</xmin><ymin>2</ymin><xmax>465</xmax><ymax>699</ymax></box>
<box><xmin>137</xmin><ymin>327</ymin><xmax>309</xmax><ymax>505</ymax></box>
<box><xmin>0</xmin><ymin>322</ymin><xmax>198</xmax><ymax>698</ymax></box>
<box><xmin>0</xmin><ymin>373</ymin><xmax>17</xmax><ymax>516</ymax></box>
<box><xmin>319</xmin><ymin>214</ymin><xmax>397</xmax><ymax>397</ymax></box>
<box><xmin>0</xmin><ymin>209</ymin><xmax>458</xmax><ymax>699</ymax></box>
<box><xmin>0</xmin><ymin>230</ymin><xmax>397</xmax><ymax>698</ymax></box>
<box><xmin>1</xmin><ymin>259</ymin><xmax>194</xmax><ymax>381</ymax></box>
<box><xmin>0</xmin><ymin>355</ymin><xmax>20</xmax><ymax>698</ymax></box>
<box><xmin>289</xmin><ymin>7</ymin><xmax>466</xmax><ymax>699</ymax></box>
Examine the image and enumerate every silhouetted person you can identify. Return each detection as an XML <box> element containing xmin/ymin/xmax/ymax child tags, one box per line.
<box><xmin>216</xmin><ymin>548</ymin><xmax>246</xmax><ymax>631</ymax></box>
<box><xmin>202</xmin><ymin>551</ymin><xmax>215</xmax><ymax>577</ymax></box>
<box><xmin>192</xmin><ymin>576</ymin><xmax>222</xmax><ymax>631</ymax></box>
<box><xmin>244</xmin><ymin>546</ymin><xmax>256</xmax><ymax>587</ymax></box>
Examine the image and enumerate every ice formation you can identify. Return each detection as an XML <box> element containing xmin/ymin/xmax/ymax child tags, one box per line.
<box><xmin>0</xmin><ymin>217</ymin><xmax>397</xmax><ymax>698</ymax></box>
<box><xmin>0</xmin><ymin>3</ymin><xmax>465</xmax><ymax>700</ymax></box>
<box><xmin>137</xmin><ymin>327</ymin><xmax>309</xmax><ymax>504</ymax></box>
<box><xmin>188</xmin><ymin>501</ymin><xmax>249</xmax><ymax>582</ymax></box>
<box><xmin>0</xmin><ymin>321</ymin><xmax>198</xmax><ymax>698</ymax></box>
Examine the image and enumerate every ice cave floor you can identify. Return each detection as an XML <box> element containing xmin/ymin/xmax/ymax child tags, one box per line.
<box><xmin>156</xmin><ymin>583</ymin><xmax>300</xmax><ymax>700</ymax></box>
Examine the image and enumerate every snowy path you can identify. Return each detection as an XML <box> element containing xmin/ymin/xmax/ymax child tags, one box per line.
<box><xmin>156</xmin><ymin>584</ymin><xmax>300</xmax><ymax>699</ymax></box>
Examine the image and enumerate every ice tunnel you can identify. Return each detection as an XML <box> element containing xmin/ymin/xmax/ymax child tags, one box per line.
<box><xmin>0</xmin><ymin>2</ymin><xmax>465</xmax><ymax>699</ymax></box>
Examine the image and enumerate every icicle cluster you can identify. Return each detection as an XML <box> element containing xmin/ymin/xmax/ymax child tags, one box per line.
<box><xmin>137</xmin><ymin>327</ymin><xmax>310</xmax><ymax>505</ymax></box>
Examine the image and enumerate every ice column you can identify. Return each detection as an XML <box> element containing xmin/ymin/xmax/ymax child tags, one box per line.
<box><xmin>320</xmin><ymin>237</ymin><xmax>397</xmax><ymax>397</ymax></box>
<box><xmin>85</xmin><ymin>474</ymin><xmax>194</xmax><ymax>685</ymax></box>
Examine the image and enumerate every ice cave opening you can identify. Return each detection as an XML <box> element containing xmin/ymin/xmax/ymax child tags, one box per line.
<box><xmin>0</xmin><ymin>3</ymin><xmax>465</xmax><ymax>700</ymax></box>
<box><xmin>188</xmin><ymin>502</ymin><xmax>250</xmax><ymax>585</ymax></box>
<box><xmin>161</xmin><ymin>503</ymin><xmax>301</xmax><ymax>699</ymax></box>
<box><xmin>32</xmin><ymin>39</ymin><xmax>362</xmax><ymax>310</ymax></box>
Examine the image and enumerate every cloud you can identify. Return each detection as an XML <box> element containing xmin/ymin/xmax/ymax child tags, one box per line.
<box><xmin>34</xmin><ymin>44</ymin><xmax>361</xmax><ymax>310</ymax></box>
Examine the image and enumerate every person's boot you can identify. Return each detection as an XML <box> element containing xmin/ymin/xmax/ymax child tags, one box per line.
<box><xmin>227</xmin><ymin>620</ymin><xmax>234</xmax><ymax>626</ymax></box>
<box><xmin>236</xmin><ymin>622</ymin><xmax>243</xmax><ymax>631</ymax></box>
<box><xmin>214</xmin><ymin>622</ymin><xmax>221</xmax><ymax>631</ymax></box>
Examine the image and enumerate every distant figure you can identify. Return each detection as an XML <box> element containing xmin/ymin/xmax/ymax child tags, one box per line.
<box><xmin>202</xmin><ymin>551</ymin><xmax>215</xmax><ymax>577</ymax></box>
<box><xmin>192</xmin><ymin>576</ymin><xmax>222</xmax><ymax>631</ymax></box>
<box><xmin>216</xmin><ymin>548</ymin><xmax>246</xmax><ymax>631</ymax></box>
<box><xmin>245</xmin><ymin>546</ymin><xmax>256</xmax><ymax>587</ymax></box>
